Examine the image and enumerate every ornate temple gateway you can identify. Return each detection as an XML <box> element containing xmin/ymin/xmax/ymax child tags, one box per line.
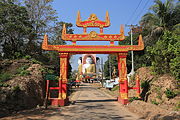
<box><xmin>42</xmin><ymin>11</ymin><xmax>144</xmax><ymax>106</ymax></box>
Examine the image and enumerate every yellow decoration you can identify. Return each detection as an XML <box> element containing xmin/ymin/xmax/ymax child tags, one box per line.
<box><xmin>120</xmin><ymin>93</ymin><xmax>128</xmax><ymax>99</ymax></box>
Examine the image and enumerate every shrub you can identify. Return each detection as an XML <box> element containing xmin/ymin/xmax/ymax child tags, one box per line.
<box><xmin>170</xmin><ymin>57</ymin><xmax>180</xmax><ymax>81</ymax></box>
<box><xmin>151</xmin><ymin>100</ymin><xmax>159</xmax><ymax>105</ymax></box>
<box><xmin>111</xmin><ymin>85</ymin><xmax>119</xmax><ymax>91</ymax></box>
<box><xmin>0</xmin><ymin>73</ymin><xmax>12</xmax><ymax>82</ymax></box>
<box><xmin>12</xmin><ymin>86</ymin><xmax>21</xmax><ymax>92</ymax></box>
<box><xmin>129</xmin><ymin>97</ymin><xmax>140</xmax><ymax>102</ymax></box>
<box><xmin>16</xmin><ymin>65</ymin><xmax>30</xmax><ymax>76</ymax></box>
<box><xmin>23</xmin><ymin>55</ymin><xmax>32</xmax><ymax>60</ymax></box>
<box><xmin>14</xmin><ymin>52</ymin><xmax>22</xmax><ymax>59</ymax></box>
<box><xmin>12</xmin><ymin>86</ymin><xmax>21</xmax><ymax>98</ymax></box>
<box><xmin>155</xmin><ymin>87</ymin><xmax>162</xmax><ymax>100</ymax></box>
<box><xmin>165</xmin><ymin>89</ymin><xmax>177</xmax><ymax>99</ymax></box>
<box><xmin>0</xmin><ymin>83</ymin><xmax>9</xmax><ymax>87</ymax></box>
<box><xmin>31</xmin><ymin>58</ymin><xmax>42</xmax><ymax>65</ymax></box>
<box><xmin>141</xmin><ymin>81</ymin><xmax>150</xmax><ymax>88</ymax></box>
<box><xmin>19</xmin><ymin>70</ymin><xmax>30</xmax><ymax>76</ymax></box>
<box><xmin>147</xmin><ymin>31</ymin><xmax>180</xmax><ymax>80</ymax></box>
<box><xmin>175</xmin><ymin>101</ymin><xmax>180</xmax><ymax>111</ymax></box>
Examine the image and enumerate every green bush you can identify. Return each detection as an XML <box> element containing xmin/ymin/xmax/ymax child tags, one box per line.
<box><xmin>0</xmin><ymin>83</ymin><xmax>9</xmax><ymax>87</ymax></box>
<box><xmin>111</xmin><ymin>85</ymin><xmax>119</xmax><ymax>91</ymax></box>
<box><xmin>47</xmin><ymin>69</ymin><xmax>54</xmax><ymax>74</ymax></box>
<box><xmin>151</xmin><ymin>100</ymin><xmax>159</xmax><ymax>105</ymax></box>
<box><xmin>175</xmin><ymin>101</ymin><xmax>180</xmax><ymax>111</ymax></box>
<box><xmin>141</xmin><ymin>81</ymin><xmax>150</xmax><ymax>88</ymax></box>
<box><xmin>155</xmin><ymin>87</ymin><xmax>162</xmax><ymax>100</ymax></box>
<box><xmin>170</xmin><ymin>57</ymin><xmax>180</xmax><ymax>81</ymax></box>
<box><xmin>129</xmin><ymin>97</ymin><xmax>140</xmax><ymax>102</ymax></box>
<box><xmin>12</xmin><ymin>86</ymin><xmax>21</xmax><ymax>98</ymax></box>
<box><xmin>165</xmin><ymin>89</ymin><xmax>177</xmax><ymax>99</ymax></box>
<box><xmin>16</xmin><ymin>65</ymin><xmax>30</xmax><ymax>76</ymax></box>
<box><xmin>23</xmin><ymin>55</ymin><xmax>32</xmax><ymax>60</ymax></box>
<box><xmin>45</xmin><ymin>74</ymin><xmax>58</xmax><ymax>81</ymax></box>
<box><xmin>0</xmin><ymin>73</ymin><xmax>12</xmax><ymax>82</ymax></box>
<box><xmin>19</xmin><ymin>70</ymin><xmax>30</xmax><ymax>76</ymax></box>
<box><xmin>147</xmin><ymin>31</ymin><xmax>180</xmax><ymax>80</ymax></box>
<box><xmin>12</xmin><ymin>86</ymin><xmax>21</xmax><ymax>92</ymax></box>
<box><xmin>14</xmin><ymin>52</ymin><xmax>22</xmax><ymax>59</ymax></box>
<box><xmin>31</xmin><ymin>58</ymin><xmax>42</xmax><ymax>65</ymax></box>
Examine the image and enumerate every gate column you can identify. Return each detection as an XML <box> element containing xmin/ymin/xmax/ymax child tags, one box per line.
<box><xmin>117</xmin><ymin>53</ymin><xmax>128</xmax><ymax>105</ymax></box>
<box><xmin>59</xmin><ymin>53</ymin><xmax>69</xmax><ymax>106</ymax></box>
<box><xmin>56</xmin><ymin>53</ymin><xmax>69</xmax><ymax>106</ymax></box>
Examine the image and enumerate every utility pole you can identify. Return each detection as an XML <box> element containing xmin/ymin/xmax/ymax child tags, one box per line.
<box><xmin>126</xmin><ymin>24</ymin><xmax>139</xmax><ymax>76</ymax></box>
<box><xmin>101</xmin><ymin>57</ymin><xmax>104</xmax><ymax>87</ymax></box>
<box><xmin>109</xmin><ymin>55</ymin><xmax>112</xmax><ymax>80</ymax></box>
<box><xmin>130</xmin><ymin>26</ymin><xmax>135</xmax><ymax>75</ymax></box>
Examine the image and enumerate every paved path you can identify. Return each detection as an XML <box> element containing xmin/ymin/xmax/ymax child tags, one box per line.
<box><xmin>1</xmin><ymin>83</ymin><xmax>143</xmax><ymax>120</ymax></box>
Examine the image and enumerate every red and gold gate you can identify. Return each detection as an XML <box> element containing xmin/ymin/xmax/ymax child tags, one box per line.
<box><xmin>42</xmin><ymin>11</ymin><xmax>144</xmax><ymax>106</ymax></box>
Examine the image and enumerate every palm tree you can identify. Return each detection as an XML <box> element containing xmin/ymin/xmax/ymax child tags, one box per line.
<box><xmin>140</xmin><ymin>0</ymin><xmax>179</xmax><ymax>41</ymax></box>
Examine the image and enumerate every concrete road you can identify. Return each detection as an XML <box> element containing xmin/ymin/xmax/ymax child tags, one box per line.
<box><xmin>1</xmin><ymin>83</ymin><xmax>143</xmax><ymax>120</ymax></box>
<box><xmin>64</xmin><ymin>83</ymin><xmax>142</xmax><ymax>120</ymax></box>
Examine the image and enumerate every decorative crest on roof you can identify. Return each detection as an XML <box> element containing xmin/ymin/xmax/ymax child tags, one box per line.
<box><xmin>76</xmin><ymin>11</ymin><xmax>110</xmax><ymax>28</ymax></box>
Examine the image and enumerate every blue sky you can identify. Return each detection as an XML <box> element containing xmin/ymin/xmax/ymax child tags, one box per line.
<box><xmin>52</xmin><ymin>0</ymin><xmax>155</xmax><ymax>70</ymax></box>
<box><xmin>52</xmin><ymin>0</ymin><xmax>156</xmax><ymax>34</ymax></box>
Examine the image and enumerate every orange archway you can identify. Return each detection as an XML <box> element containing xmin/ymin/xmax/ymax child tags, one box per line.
<box><xmin>42</xmin><ymin>11</ymin><xmax>144</xmax><ymax>106</ymax></box>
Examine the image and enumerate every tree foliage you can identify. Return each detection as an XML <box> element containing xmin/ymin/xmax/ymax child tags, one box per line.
<box><xmin>140</xmin><ymin>0</ymin><xmax>180</xmax><ymax>46</ymax></box>
<box><xmin>140</xmin><ymin>0</ymin><xmax>180</xmax><ymax>80</ymax></box>
<box><xmin>0</xmin><ymin>1</ymin><xmax>33</xmax><ymax>59</ymax></box>
<box><xmin>0</xmin><ymin>0</ymin><xmax>73</xmax><ymax>77</ymax></box>
<box><xmin>147</xmin><ymin>31</ymin><xmax>180</xmax><ymax>80</ymax></box>
<box><xmin>107</xmin><ymin>0</ymin><xmax>180</xmax><ymax>81</ymax></box>
<box><xmin>24</xmin><ymin>0</ymin><xmax>57</xmax><ymax>37</ymax></box>
<box><xmin>104</xmin><ymin>55</ymin><xmax>118</xmax><ymax>79</ymax></box>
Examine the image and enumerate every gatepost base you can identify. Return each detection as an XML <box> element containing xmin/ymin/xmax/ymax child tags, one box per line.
<box><xmin>51</xmin><ymin>98</ymin><xmax>69</xmax><ymax>107</ymax></box>
<box><xmin>118</xmin><ymin>97</ymin><xmax>129</xmax><ymax>105</ymax></box>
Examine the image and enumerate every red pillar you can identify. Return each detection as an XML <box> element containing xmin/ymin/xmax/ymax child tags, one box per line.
<box><xmin>83</xmin><ymin>27</ymin><xmax>87</xmax><ymax>34</ymax></box>
<box><xmin>117</xmin><ymin>53</ymin><xmax>129</xmax><ymax>105</ymax></box>
<box><xmin>136</xmin><ymin>75</ymin><xmax>141</xmax><ymax>98</ymax></box>
<box><xmin>100</xmin><ymin>27</ymin><xmax>103</xmax><ymax>34</ymax></box>
<box><xmin>110</xmin><ymin>40</ymin><xmax>114</xmax><ymax>45</ymax></box>
<box><xmin>51</xmin><ymin>53</ymin><xmax>69</xmax><ymax>106</ymax></box>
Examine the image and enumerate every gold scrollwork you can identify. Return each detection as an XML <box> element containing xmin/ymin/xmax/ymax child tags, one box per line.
<box><xmin>120</xmin><ymin>93</ymin><xmax>128</xmax><ymax>99</ymax></box>
<box><xmin>89</xmin><ymin>31</ymin><xmax>97</xmax><ymax>38</ymax></box>
<box><xmin>88</xmin><ymin>13</ymin><xmax>99</xmax><ymax>21</ymax></box>
<box><xmin>62</xmin><ymin>93</ymin><xmax>66</xmax><ymax>99</ymax></box>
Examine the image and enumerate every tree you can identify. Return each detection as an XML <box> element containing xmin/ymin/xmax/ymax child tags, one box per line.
<box><xmin>0</xmin><ymin>1</ymin><xmax>33</xmax><ymax>59</ymax></box>
<box><xmin>21</xmin><ymin>0</ymin><xmax>58</xmax><ymax>56</ymax></box>
<box><xmin>43</xmin><ymin>22</ymin><xmax>73</xmax><ymax>78</ymax></box>
<box><xmin>126</xmin><ymin>0</ymin><xmax>180</xmax><ymax>73</ymax></box>
<box><xmin>46</xmin><ymin>22</ymin><xmax>73</xmax><ymax>64</ymax></box>
<box><xmin>147</xmin><ymin>31</ymin><xmax>180</xmax><ymax>80</ymax></box>
<box><xmin>104</xmin><ymin>55</ymin><xmax>118</xmax><ymax>79</ymax></box>
<box><xmin>140</xmin><ymin>0</ymin><xmax>180</xmax><ymax>39</ymax></box>
<box><xmin>24</xmin><ymin>0</ymin><xmax>57</xmax><ymax>39</ymax></box>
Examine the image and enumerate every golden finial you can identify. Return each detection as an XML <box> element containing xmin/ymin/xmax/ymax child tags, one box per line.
<box><xmin>105</xmin><ymin>11</ymin><xmax>110</xmax><ymax>26</ymax></box>
<box><xmin>120</xmin><ymin>25</ymin><xmax>124</xmax><ymax>35</ymax></box>
<box><xmin>62</xmin><ymin>24</ymin><xmax>67</xmax><ymax>40</ymax></box>
<box><xmin>138</xmin><ymin>34</ymin><xmax>143</xmax><ymax>47</ymax></box>
<box><xmin>42</xmin><ymin>34</ymin><xmax>48</xmax><ymax>49</ymax></box>
<box><xmin>77</xmin><ymin>11</ymin><xmax>81</xmax><ymax>22</ymax></box>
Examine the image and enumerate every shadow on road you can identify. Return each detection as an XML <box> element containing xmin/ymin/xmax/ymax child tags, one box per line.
<box><xmin>75</xmin><ymin>99</ymin><xmax>117</xmax><ymax>103</ymax></box>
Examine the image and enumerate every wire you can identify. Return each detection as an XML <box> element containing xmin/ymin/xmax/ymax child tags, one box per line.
<box><xmin>132</xmin><ymin>0</ymin><xmax>151</xmax><ymax>24</ymax></box>
<box><xmin>126</xmin><ymin>0</ymin><xmax>143</xmax><ymax>25</ymax></box>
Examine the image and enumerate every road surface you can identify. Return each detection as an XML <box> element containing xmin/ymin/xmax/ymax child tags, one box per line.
<box><xmin>1</xmin><ymin>83</ymin><xmax>143</xmax><ymax>120</ymax></box>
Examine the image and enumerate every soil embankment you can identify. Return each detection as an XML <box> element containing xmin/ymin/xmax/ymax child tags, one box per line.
<box><xmin>0</xmin><ymin>59</ymin><xmax>45</xmax><ymax>117</ymax></box>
